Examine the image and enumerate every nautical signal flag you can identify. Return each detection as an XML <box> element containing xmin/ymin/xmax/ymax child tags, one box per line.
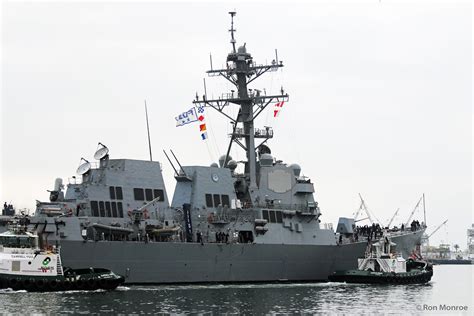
<box><xmin>175</xmin><ymin>107</ymin><xmax>198</xmax><ymax>126</ymax></box>
<box><xmin>273</xmin><ymin>101</ymin><xmax>285</xmax><ymax>117</ymax></box>
<box><xmin>175</xmin><ymin>105</ymin><xmax>210</xmax><ymax>140</ymax></box>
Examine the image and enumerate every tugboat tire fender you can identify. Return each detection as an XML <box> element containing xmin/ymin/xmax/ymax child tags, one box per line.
<box><xmin>8</xmin><ymin>278</ymin><xmax>19</xmax><ymax>290</ymax></box>
<box><xmin>76</xmin><ymin>279</ymin><xmax>85</xmax><ymax>289</ymax></box>
<box><xmin>35</xmin><ymin>279</ymin><xmax>46</xmax><ymax>290</ymax></box>
<box><xmin>49</xmin><ymin>280</ymin><xmax>59</xmax><ymax>290</ymax></box>
<box><xmin>98</xmin><ymin>278</ymin><xmax>109</xmax><ymax>288</ymax></box>
<box><xmin>62</xmin><ymin>280</ymin><xmax>72</xmax><ymax>291</ymax></box>
<box><xmin>86</xmin><ymin>278</ymin><xmax>97</xmax><ymax>290</ymax></box>
<box><xmin>21</xmin><ymin>278</ymin><xmax>33</xmax><ymax>289</ymax></box>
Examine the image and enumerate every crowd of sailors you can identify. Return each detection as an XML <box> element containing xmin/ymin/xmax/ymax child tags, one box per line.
<box><xmin>356</xmin><ymin>220</ymin><xmax>424</xmax><ymax>236</ymax></box>
<box><xmin>2</xmin><ymin>202</ymin><xmax>15</xmax><ymax>216</ymax></box>
<box><xmin>338</xmin><ymin>220</ymin><xmax>425</xmax><ymax>244</ymax></box>
<box><xmin>196</xmin><ymin>231</ymin><xmax>230</xmax><ymax>244</ymax></box>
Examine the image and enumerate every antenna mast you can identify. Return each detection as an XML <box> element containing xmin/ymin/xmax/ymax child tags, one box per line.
<box><xmin>229</xmin><ymin>11</ymin><xmax>237</xmax><ymax>53</ymax></box>
<box><xmin>144</xmin><ymin>100</ymin><xmax>153</xmax><ymax>161</ymax></box>
<box><xmin>192</xmin><ymin>12</ymin><xmax>289</xmax><ymax>205</ymax></box>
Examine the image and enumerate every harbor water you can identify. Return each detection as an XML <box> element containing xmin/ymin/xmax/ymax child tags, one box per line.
<box><xmin>0</xmin><ymin>265</ymin><xmax>472</xmax><ymax>315</ymax></box>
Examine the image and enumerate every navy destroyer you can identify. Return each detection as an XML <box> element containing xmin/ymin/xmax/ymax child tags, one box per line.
<box><xmin>23</xmin><ymin>12</ymin><xmax>424</xmax><ymax>284</ymax></box>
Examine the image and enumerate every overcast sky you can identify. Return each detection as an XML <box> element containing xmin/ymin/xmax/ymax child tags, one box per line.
<box><xmin>1</xmin><ymin>1</ymin><xmax>471</xmax><ymax>248</ymax></box>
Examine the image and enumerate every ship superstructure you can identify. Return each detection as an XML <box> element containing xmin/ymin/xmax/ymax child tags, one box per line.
<box><xmin>24</xmin><ymin>12</ymin><xmax>425</xmax><ymax>284</ymax></box>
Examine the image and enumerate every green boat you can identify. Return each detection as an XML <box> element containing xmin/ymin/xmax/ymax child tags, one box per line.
<box><xmin>329</xmin><ymin>235</ymin><xmax>433</xmax><ymax>284</ymax></box>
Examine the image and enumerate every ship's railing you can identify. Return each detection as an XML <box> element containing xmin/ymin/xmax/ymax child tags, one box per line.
<box><xmin>68</xmin><ymin>177</ymin><xmax>83</xmax><ymax>185</ymax></box>
<box><xmin>323</xmin><ymin>223</ymin><xmax>334</xmax><ymax>230</ymax></box>
<box><xmin>245</xmin><ymin>202</ymin><xmax>314</xmax><ymax>212</ymax></box>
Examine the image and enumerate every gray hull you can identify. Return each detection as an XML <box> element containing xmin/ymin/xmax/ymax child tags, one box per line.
<box><xmin>59</xmin><ymin>230</ymin><xmax>423</xmax><ymax>284</ymax></box>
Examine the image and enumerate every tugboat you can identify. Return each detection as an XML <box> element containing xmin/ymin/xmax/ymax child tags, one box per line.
<box><xmin>0</xmin><ymin>219</ymin><xmax>125</xmax><ymax>292</ymax></box>
<box><xmin>329</xmin><ymin>234</ymin><xmax>433</xmax><ymax>284</ymax></box>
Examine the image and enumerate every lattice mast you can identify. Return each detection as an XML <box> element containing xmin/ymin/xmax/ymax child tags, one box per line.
<box><xmin>193</xmin><ymin>12</ymin><xmax>289</xmax><ymax>204</ymax></box>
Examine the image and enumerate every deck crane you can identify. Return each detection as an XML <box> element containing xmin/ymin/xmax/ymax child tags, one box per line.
<box><xmin>387</xmin><ymin>208</ymin><xmax>400</xmax><ymax>228</ymax></box>
<box><xmin>405</xmin><ymin>194</ymin><xmax>424</xmax><ymax>227</ymax></box>
<box><xmin>422</xmin><ymin>219</ymin><xmax>448</xmax><ymax>247</ymax></box>
<box><xmin>354</xmin><ymin>194</ymin><xmax>381</xmax><ymax>224</ymax></box>
<box><xmin>427</xmin><ymin>219</ymin><xmax>448</xmax><ymax>239</ymax></box>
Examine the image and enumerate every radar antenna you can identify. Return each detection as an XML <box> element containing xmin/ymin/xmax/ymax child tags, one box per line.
<box><xmin>94</xmin><ymin>142</ymin><xmax>109</xmax><ymax>160</ymax></box>
<box><xmin>229</xmin><ymin>11</ymin><xmax>237</xmax><ymax>53</ymax></box>
<box><xmin>76</xmin><ymin>158</ymin><xmax>91</xmax><ymax>175</ymax></box>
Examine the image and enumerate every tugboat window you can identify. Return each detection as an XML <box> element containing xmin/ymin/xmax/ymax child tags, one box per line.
<box><xmin>117</xmin><ymin>202</ymin><xmax>124</xmax><ymax>217</ymax></box>
<box><xmin>109</xmin><ymin>187</ymin><xmax>116</xmax><ymax>199</ymax></box>
<box><xmin>116</xmin><ymin>187</ymin><xmax>123</xmax><ymax>200</ymax></box>
<box><xmin>105</xmin><ymin>201</ymin><xmax>112</xmax><ymax>217</ymax></box>
<box><xmin>91</xmin><ymin>201</ymin><xmax>99</xmax><ymax>217</ymax></box>
<box><xmin>153</xmin><ymin>189</ymin><xmax>164</xmax><ymax>201</ymax></box>
<box><xmin>221</xmin><ymin>194</ymin><xmax>230</xmax><ymax>207</ymax></box>
<box><xmin>205</xmin><ymin>194</ymin><xmax>213</xmax><ymax>207</ymax></box>
<box><xmin>262</xmin><ymin>210</ymin><xmax>269</xmax><ymax>221</ymax></box>
<box><xmin>145</xmin><ymin>188</ymin><xmax>153</xmax><ymax>201</ymax></box>
<box><xmin>99</xmin><ymin>201</ymin><xmax>105</xmax><ymax>217</ymax></box>
<box><xmin>213</xmin><ymin>194</ymin><xmax>221</xmax><ymax>207</ymax></box>
<box><xmin>111</xmin><ymin>202</ymin><xmax>118</xmax><ymax>217</ymax></box>
<box><xmin>134</xmin><ymin>188</ymin><xmax>145</xmax><ymax>201</ymax></box>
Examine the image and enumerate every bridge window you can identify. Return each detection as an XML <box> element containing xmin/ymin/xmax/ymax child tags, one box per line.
<box><xmin>105</xmin><ymin>201</ymin><xmax>112</xmax><ymax>217</ymax></box>
<box><xmin>221</xmin><ymin>195</ymin><xmax>230</xmax><ymax>207</ymax></box>
<box><xmin>134</xmin><ymin>188</ymin><xmax>145</xmax><ymax>201</ymax></box>
<box><xmin>116</xmin><ymin>187</ymin><xmax>123</xmax><ymax>200</ymax></box>
<box><xmin>262</xmin><ymin>210</ymin><xmax>269</xmax><ymax>221</ymax></box>
<box><xmin>109</xmin><ymin>187</ymin><xmax>116</xmax><ymax>199</ymax></box>
<box><xmin>213</xmin><ymin>194</ymin><xmax>221</xmax><ymax>207</ymax></box>
<box><xmin>275</xmin><ymin>211</ymin><xmax>283</xmax><ymax>223</ymax></box>
<box><xmin>205</xmin><ymin>194</ymin><xmax>213</xmax><ymax>207</ymax></box>
<box><xmin>99</xmin><ymin>201</ymin><xmax>105</xmax><ymax>217</ymax></box>
<box><xmin>153</xmin><ymin>189</ymin><xmax>164</xmax><ymax>201</ymax></box>
<box><xmin>145</xmin><ymin>188</ymin><xmax>153</xmax><ymax>201</ymax></box>
<box><xmin>91</xmin><ymin>201</ymin><xmax>99</xmax><ymax>217</ymax></box>
<box><xmin>269</xmin><ymin>211</ymin><xmax>277</xmax><ymax>223</ymax></box>
<box><xmin>109</xmin><ymin>186</ymin><xmax>123</xmax><ymax>200</ymax></box>
<box><xmin>117</xmin><ymin>202</ymin><xmax>124</xmax><ymax>217</ymax></box>
<box><xmin>111</xmin><ymin>202</ymin><xmax>118</xmax><ymax>217</ymax></box>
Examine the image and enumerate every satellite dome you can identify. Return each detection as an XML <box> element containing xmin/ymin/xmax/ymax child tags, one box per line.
<box><xmin>218</xmin><ymin>155</ymin><xmax>232</xmax><ymax>168</ymax></box>
<box><xmin>210</xmin><ymin>162</ymin><xmax>219</xmax><ymax>168</ymax></box>
<box><xmin>237</xmin><ymin>45</ymin><xmax>247</xmax><ymax>54</ymax></box>
<box><xmin>260</xmin><ymin>153</ymin><xmax>273</xmax><ymax>167</ymax></box>
<box><xmin>258</xmin><ymin>144</ymin><xmax>271</xmax><ymax>156</ymax></box>
<box><xmin>289</xmin><ymin>163</ymin><xmax>302</xmax><ymax>177</ymax></box>
<box><xmin>227</xmin><ymin>160</ymin><xmax>238</xmax><ymax>172</ymax></box>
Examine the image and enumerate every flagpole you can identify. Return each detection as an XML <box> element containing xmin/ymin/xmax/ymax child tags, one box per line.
<box><xmin>144</xmin><ymin>100</ymin><xmax>153</xmax><ymax>161</ymax></box>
